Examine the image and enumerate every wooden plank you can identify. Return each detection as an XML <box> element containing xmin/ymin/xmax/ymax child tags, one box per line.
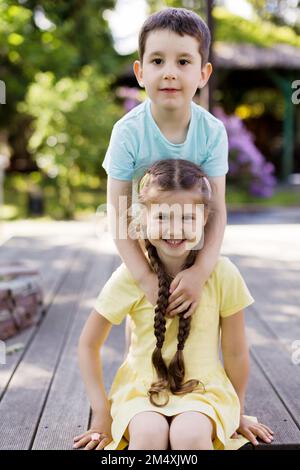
<box><xmin>31</xmin><ymin>249</ymin><xmax>120</xmax><ymax>449</ymax></box>
<box><xmin>231</xmin><ymin>255</ymin><xmax>300</xmax><ymax>348</ymax></box>
<box><xmin>2</xmin><ymin>241</ymin><xmax>298</xmax><ymax>450</ymax></box>
<box><xmin>0</xmin><ymin>329</ymin><xmax>34</xmax><ymax>399</ymax></box>
<box><xmin>227</xmin><ymin>256</ymin><xmax>300</xmax><ymax>433</ymax></box>
<box><xmin>0</xmin><ymin>236</ymin><xmax>84</xmax><ymax>307</ymax></box>
<box><xmin>0</xmin><ymin>239</ymin><xmax>82</xmax><ymax>399</ymax></box>
<box><xmin>0</xmin><ymin>243</ymin><xmax>94</xmax><ymax>450</ymax></box>
<box><xmin>245</xmin><ymin>351</ymin><xmax>300</xmax><ymax>449</ymax></box>
<box><xmin>227</xmin><ymin>255</ymin><xmax>300</xmax><ymax>447</ymax></box>
<box><xmin>33</xmin><ymin>249</ymin><xmax>300</xmax><ymax>450</ymax></box>
<box><xmin>245</xmin><ymin>306</ymin><xmax>300</xmax><ymax>433</ymax></box>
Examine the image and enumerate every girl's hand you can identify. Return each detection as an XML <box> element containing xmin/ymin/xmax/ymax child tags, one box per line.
<box><xmin>166</xmin><ymin>266</ymin><xmax>204</xmax><ymax>319</ymax></box>
<box><xmin>232</xmin><ymin>415</ymin><xmax>274</xmax><ymax>446</ymax></box>
<box><xmin>73</xmin><ymin>415</ymin><xmax>113</xmax><ymax>450</ymax></box>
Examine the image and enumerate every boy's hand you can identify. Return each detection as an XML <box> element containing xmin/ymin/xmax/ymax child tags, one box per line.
<box><xmin>166</xmin><ymin>265</ymin><xmax>205</xmax><ymax>319</ymax></box>
<box><xmin>231</xmin><ymin>415</ymin><xmax>274</xmax><ymax>446</ymax></box>
<box><xmin>73</xmin><ymin>414</ymin><xmax>113</xmax><ymax>450</ymax></box>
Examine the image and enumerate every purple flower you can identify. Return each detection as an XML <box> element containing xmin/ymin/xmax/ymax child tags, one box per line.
<box><xmin>214</xmin><ymin>106</ymin><xmax>277</xmax><ymax>198</ymax></box>
<box><xmin>116</xmin><ymin>87</ymin><xmax>143</xmax><ymax>112</ymax></box>
<box><xmin>124</xmin><ymin>98</ymin><xmax>140</xmax><ymax>112</ymax></box>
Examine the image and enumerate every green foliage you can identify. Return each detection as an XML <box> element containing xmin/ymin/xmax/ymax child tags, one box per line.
<box><xmin>2</xmin><ymin>0</ymin><xmax>299</xmax><ymax>220</ymax></box>
<box><xmin>214</xmin><ymin>6</ymin><xmax>300</xmax><ymax>47</ymax></box>
<box><xmin>226</xmin><ymin>184</ymin><xmax>300</xmax><ymax>206</ymax></box>
<box><xmin>0</xmin><ymin>0</ymin><xmax>128</xmax><ymax>218</ymax></box>
<box><xmin>247</xmin><ymin>0</ymin><xmax>300</xmax><ymax>31</ymax></box>
<box><xmin>0</xmin><ymin>0</ymin><xmax>123</xmax><ymax>124</ymax></box>
<box><xmin>140</xmin><ymin>1</ymin><xmax>300</xmax><ymax>45</ymax></box>
<box><xmin>147</xmin><ymin>0</ymin><xmax>204</xmax><ymax>14</ymax></box>
<box><xmin>3</xmin><ymin>172</ymin><xmax>107</xmax><ymax>220</ymax></box>
<box><xmin>19</xmin><ymin>66</ymin><xmax>122</xmax><ymax>218</ymax></box>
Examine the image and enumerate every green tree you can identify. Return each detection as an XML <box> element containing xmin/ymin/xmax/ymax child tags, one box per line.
<box><xmin>147</xmin><ymin>0</ymin><xmax>205</xmax><ymax>15</ymax></box>
<box><xmin>20</xmin><ymin>67</ymin><xmax>122</xmax><ymax>218</ymax></box>
<box><xmin>246</xmin><ymin>0</ymin><xmax>300</xmax><ymax>30</ymax></box>
<box><xmin>0</xmin><ymin>0</ymin><xmax>125</xmax><ymax>155</ymax></box>
<box><xmin>0</xmin><ymin>0</ymin><xmax>129</xmax><ymax>218</ymax></box>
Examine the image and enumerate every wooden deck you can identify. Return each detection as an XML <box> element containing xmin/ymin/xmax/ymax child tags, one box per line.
<box><xmin>0</xmin><ymin>230</ymin><xmax>299</xmax><ymax>450</ymax></box>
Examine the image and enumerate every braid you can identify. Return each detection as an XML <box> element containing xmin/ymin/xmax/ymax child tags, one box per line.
<box><xmin>168</xmin><ymin>313</ymin><xmax>205</xmax><ymax>396</ymax></box>
<box><xmin>145</xmin><ymin>241</ymin><xmax>205</xmax><ymax>407</ymax></box>
<box><xmin>145</xmin><ymin>239</ymin><xmax>171</xmax><ymax>407</ymax></box>
<box><xmin>168</xmin><ymin>253</ymin><xmax>206</xmax><ymax>397</ymax></box>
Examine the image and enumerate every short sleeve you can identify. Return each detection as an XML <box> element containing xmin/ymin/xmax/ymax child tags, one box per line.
<box><xmin>202</xmin><ymin>120</ymin><xmax>229</xmax><ymax>177</ymax></box>
<box><xmin>218</xmin><ymin>258</ymin><xmax>255</xmax><ymax>318</ymax></box>
<box><xmin>94</xmin><ymin>263</ymin><xmax>142</xmax><ymax>325</ymax></box>
<box><xmin>102</xmin><ymin>123</ymin><xmax>135</xmax><ymax>181</ymax></box>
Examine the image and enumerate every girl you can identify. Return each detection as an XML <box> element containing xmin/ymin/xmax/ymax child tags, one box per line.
<box><xmin>73</xmin><ymin>159</ymin><xmax>274</xmax><ymax>450</ymax></box>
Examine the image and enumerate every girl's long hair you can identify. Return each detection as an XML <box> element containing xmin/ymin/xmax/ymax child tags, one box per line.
<box><xmin>137</xmin><ymin>158</ymin><xmax>213</xmax><ymax>407</ymax></box>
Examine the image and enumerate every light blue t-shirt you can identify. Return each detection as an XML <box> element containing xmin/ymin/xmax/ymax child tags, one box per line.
<box><xmin>102</xmin><ymin>98</ymin><xmax>228</xmax><ymax>189</ymax></box>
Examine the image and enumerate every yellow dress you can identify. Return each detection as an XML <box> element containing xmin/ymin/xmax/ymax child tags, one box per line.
<box><xmin>94</xmin><ymin>256</ymin><xmax>257</xmax><ymax>450</ymax></box>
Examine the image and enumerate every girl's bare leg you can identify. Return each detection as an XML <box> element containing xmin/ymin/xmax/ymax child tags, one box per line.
<box><xmin>127</xmin><ymin>411</ymin><xmax>170</xmax><ymax>450</ymax></box>
<box><xmin>169</xmin><ymin>411</ymin><xmax>216</xmax><ymax>450</ymax></box>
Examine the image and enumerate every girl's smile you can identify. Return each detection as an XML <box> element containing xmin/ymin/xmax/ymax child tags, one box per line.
<box><xmin>163</xmin><ymin>238</ymin><xmax>186</xmax><ymax>248</ymax></box>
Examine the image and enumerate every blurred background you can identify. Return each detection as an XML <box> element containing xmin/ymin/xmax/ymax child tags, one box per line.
<box><xmin>0</xmin><ymin>0</ymin><xmax>299</xmax><ymax>226</ymax></box>
<box><xmin>0</xmin><ymin>3</ymin><xmax>299</xmax><ymax>449</ymax></box>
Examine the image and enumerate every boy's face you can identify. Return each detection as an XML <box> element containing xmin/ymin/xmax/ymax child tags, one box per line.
<box><xmin>134</xmin><ymin>29</ymin><xmax>212</xmax><ymax>111</ymax></box>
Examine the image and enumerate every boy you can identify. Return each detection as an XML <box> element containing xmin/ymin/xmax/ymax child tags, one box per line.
<box><xmin>103</xmin><ymin>7</ymin><xmax>228</xmax><ymax>321</ymax></box>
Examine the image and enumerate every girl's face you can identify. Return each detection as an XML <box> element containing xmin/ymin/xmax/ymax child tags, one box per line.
<box><xmin>144</xmin><ymin>189</ymin><xmax>208</xmax><ymax>263</ymax></box>
<box><xmin>133</xmin><ymin>30</ymin><xmax>212</xmax><ymax>112</ymax></box>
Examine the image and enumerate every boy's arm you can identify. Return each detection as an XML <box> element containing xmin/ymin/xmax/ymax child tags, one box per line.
<box><xmin>193</xmin><ymin>174</ymin><xmax>227</xmax><ymax>277</ymax></box>
<box><xmin>107</xmin><ymin>176</ymin><xmax>154</xmax><ymax>287</ymax></box>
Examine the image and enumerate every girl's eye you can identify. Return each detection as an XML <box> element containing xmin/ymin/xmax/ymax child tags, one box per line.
<box><xmin>157</xmin><ymin>214</ymin><xmax>194</xmax><ymax>220</ymax></box>
<box><xmin>179</xmin><ymin>59</ymin><xmax>189</xmax><ymax>65</ymax></box>
<box><xmin>152</xmin><ymin>59</ymin><xmax>162</xmax><ymax>65</ymax></box>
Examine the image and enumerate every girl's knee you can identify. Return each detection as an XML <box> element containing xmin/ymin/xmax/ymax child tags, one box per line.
<box><xmin>170</xmin><ymin>431</ymin><xmax>213</xmax><ymax>450</ymax></box>
<box><xmin>128</xmin><ymin>412</ymin><xmax>169</xmax><ymax>450</ymax></box>
<box><xmin>169</xmin><ymin>412</ymin><xmax>215</xmax><ymax>450</ymax></box>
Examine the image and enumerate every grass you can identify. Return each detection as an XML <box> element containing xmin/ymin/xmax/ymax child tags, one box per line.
<box><xmin>1</xmin><ymin>179</ymin><xmax>107</xmax><ymax>221</ymax></box>
<box><xmin>226</xmin><ymin>184</ymin><xmax>300</xmax><ymax>209</ymax></box>
<box><xmin>1</xmin><ymin>177</ymin><xmax>299</xmax><ymax>222</ymax></box>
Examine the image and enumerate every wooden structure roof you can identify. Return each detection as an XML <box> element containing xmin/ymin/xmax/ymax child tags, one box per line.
<box><xmin>214</xmin><ymin>42</ymin><xmax>300</xmax><ymax>70</ymax></box>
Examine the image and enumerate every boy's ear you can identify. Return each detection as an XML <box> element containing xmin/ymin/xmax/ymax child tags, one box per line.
<box><xmin>133</xmin><ymin>60</ymin><xmax>144</xmax><ymax>87</ymax></box>
<box><xmin>198</xmin><ymin>62</ymin><xmax>213</xmax><ymax>89</ymax></box>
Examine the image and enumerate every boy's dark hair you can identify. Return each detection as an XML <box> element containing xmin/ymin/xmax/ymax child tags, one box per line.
<box><xmin>138</xmin><ymin>7</ymin><xmax>211</xmax><ymax>65</ymax></box>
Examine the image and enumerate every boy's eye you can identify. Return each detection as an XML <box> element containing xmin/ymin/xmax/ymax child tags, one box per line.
<box><xmin>151</xmin><ymin>59</ymin><xmax>190</xmax><ymax>65</ymax></box>
<box><xmin>179</xmin><ymin>59</ymin><xmax>189</xmax><ymax>65</ymax></box>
